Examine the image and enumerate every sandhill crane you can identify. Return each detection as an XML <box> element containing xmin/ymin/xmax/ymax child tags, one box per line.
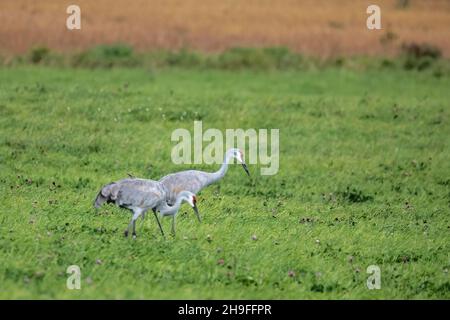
<box><xmin>93</xmin><ymin>178</ymin><xmax>198</xmax><ymax>238</ymax></box>
<box><xmin>158</xmin><ymin>190</ymin><xmax>198</xmax><ymax>235</ymax></box>
<box><xmin>159</xmin><ymin>148</ymin><xmax>250</xmax><ymax>207</ymax></box>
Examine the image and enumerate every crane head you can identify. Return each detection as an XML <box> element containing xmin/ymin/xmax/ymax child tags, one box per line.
<box><xmin>236</xmin><ymin>149</ymin><xmax>250</xmax><ymax>176</ymax></box>
<box><xmin>227</xmin><ymin>148</ymin><xmax>250</xmax><ymax>176</ymax></box>
<box><xmin>189</xmin><ymin>194</ymin><xmax>201</xmax><ymax>222</ymax></box>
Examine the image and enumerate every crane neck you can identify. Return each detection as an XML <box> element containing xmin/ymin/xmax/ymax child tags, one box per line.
<box><xmin>159</xmin><ymin>195</ymin><xmax>184</xmax><ymax>216</ymax></box>
<box><xmin>211</xmin><ymin>152</ymin><xmax>233</xmax><ymax>182</ymax></box>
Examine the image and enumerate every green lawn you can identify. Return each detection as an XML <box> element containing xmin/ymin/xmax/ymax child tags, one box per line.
<box><xmin>0</xmin><ymin>66</ymin><xmax>449</xmax><ymax>299</ymax></box>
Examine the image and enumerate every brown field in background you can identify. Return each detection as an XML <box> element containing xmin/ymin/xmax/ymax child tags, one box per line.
<box><xmin>0</xmin><ymin>0</ymin><xmax>449</xmax><ymax>57</ymax></box>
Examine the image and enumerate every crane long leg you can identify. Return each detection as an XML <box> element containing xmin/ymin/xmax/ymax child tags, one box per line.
<box><xmin>125</xmin><ymin>210</ymin><xmax>142</xmax><ymax>238</ymax></box>
<box><xmin>152</xmin><ymin>208</ymin><xmax>165</xmax><ymax>237</ymax></box>
<box><xmin>132</xmin><ymin>218</ymin><xmax>137</xmax><ymax>238</ymax></box>
<box><xmin>171</xmin><ymin>215</ymin><xmax>176</xmax><ymax>236</ymax></box>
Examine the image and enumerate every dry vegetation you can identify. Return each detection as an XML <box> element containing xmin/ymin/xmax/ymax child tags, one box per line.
<box><xmin>0</xmin><ymin>0</ymin><xmax>449</xmax><ymax>57</ymax></box>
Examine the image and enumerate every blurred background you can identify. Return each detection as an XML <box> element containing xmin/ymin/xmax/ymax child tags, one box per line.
<box><xmin>1</xmin><ymin>0</ymin><xmax>449</xmax><ymax>57</ymax></box>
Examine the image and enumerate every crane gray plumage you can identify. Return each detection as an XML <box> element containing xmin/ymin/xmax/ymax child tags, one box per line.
<box><xmin>159</xmin><ymin>148</ymin><xmax>250</xmax><ymax>206</ymax></box>
<box><xmin>94</xmin><ymin>178</ymin><xmax>168</xmax><ymax>237</ymax></box>
<box><xmin>158</xmin><ymin>190</ymin><xmax>199</xmax><ymax>235</ymax></box>
<box><xmin>94</xmin><ymin>178</ymin><xmax>199</xmax><ymax>237</ymax></box>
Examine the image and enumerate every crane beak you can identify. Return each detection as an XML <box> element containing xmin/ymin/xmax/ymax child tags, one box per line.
<box><xmin>193</xmin><ymin>205</ymin><xmax>202</xmax><ymax>222</ymax></box>
<box><xmin>242</xmin><ymin>163</ymin><xmax>250</xmax><ymax>177</ymax></box>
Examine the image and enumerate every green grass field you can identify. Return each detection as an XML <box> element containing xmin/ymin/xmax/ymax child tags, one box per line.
<box><xmin>0</xmin><ymin>65</ymin><xmax>449</xmax><ymax>299</ymax></box>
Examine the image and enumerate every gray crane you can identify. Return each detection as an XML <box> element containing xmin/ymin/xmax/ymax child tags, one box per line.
<box><xmin>158</xmin><ymin>190</ymin><xmax>199</xmax><ymax>235</ymax></box>
<box><xmin>93</xmin><ymin>178</ymin><xmax>199</xmax><ymax>238</ymax></box>
<box><xmin>159</xmin><ymin>148</ymin><xmax>250</xmax><ymax>207</ymax></box>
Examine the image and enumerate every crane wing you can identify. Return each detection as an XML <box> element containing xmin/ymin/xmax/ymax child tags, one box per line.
<box><xmin>159</xmin><ymin>170</ymin><xmax>211</xmax><ymax>204</ymax></box>
<box><xmin>94</xmin><ymin>178</ymin><xmax>165</xmax><ymax>210</ymax></box>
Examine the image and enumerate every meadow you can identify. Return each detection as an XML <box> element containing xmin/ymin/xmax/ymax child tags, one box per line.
<box><xmin>1</xmin><ymin>0</ymin><xmax>450</xmax><ymax>57</ymax></box>
<box><xmin>0</xmin><ymin>61</ymin><xmax>449</xmax><ymax>299</ymax></box>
